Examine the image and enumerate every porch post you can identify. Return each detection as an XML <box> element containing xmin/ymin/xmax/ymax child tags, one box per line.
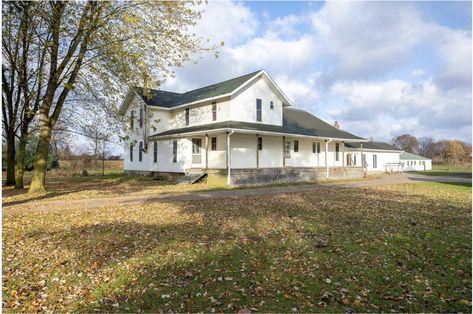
<box><xmin>360</xmin><ymin>143</ymin><xmax>365</xmax><ymax>177</ymax></box>
<box><xmin>282</xmin><ymin>136</ymin><xmax>286</xmax><ymax>167</ymax></box>
<box><xmin>256</xmin><ymin>134</ymin><xmax>259</xmax><ymax>169</ymax></box>
<box><xmin>325</xmin><ymin>140</ymin><xmax>329</xmax><ymax>179</ymax></box>
<box><xmin>205</xmin><ymin>134</ymin><xmax>209</xmax><ymax>169</ymax></box>
<box><xmin>227</xmin><ymin>130</ymin><xmax>234</xmax><ymax>185</ymax></box>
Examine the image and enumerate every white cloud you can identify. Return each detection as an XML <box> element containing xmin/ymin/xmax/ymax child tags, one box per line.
<box><xmin>328</xmin><ymin>79</ymin><xmax>472</xmax><ymax>141</ymax></box>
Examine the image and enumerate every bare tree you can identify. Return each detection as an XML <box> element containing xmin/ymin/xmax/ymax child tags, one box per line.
<box><xmin>391</xmin><ymin>134</ymin><xmax>419</xmax><ymax>154</ymax></box>
<box><xmin>418</xmin><ymin>136</ymin><xmax>434</xmax><ymax>157</ymax></box>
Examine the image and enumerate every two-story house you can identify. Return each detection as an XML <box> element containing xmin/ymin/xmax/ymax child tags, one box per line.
<box><xmin>119</xmin><ymin>70</ymin><xmax>390</xmax><ymax>185</ymax></box>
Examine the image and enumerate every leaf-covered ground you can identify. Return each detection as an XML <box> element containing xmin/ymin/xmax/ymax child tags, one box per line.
<box><xmin>3</xmin><ymin>182</ymin><xmax>471</xmax><ymax>312</ymax></box>
<box><xmin>2</xmin><ymin>173</ymin><xmax>224</xmax><ymax>205</ymax></box>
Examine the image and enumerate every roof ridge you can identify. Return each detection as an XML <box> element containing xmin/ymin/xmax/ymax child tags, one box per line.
<box><xmin>181</xmin><ymin>69</ymin><xmax>263</xmax><ymax>95</ymax></box>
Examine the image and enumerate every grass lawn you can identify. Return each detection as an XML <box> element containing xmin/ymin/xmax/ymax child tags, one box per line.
<box><xmin>3</xmin><ymin>182</ymin><xmax>471</xmax><ymax>312</ymax></box>
<box><xmin>412</xmin><ymin>164</ymin><xmax>472</xmax><ymax>177</ymax></box>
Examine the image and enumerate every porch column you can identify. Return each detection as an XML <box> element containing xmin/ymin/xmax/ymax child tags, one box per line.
<box><xmin>360</xmin><ymin>143</ymin><xmax>365</xmax><ymax>177</ymax></box>
<box><xmin>282</xmin><ymin>136</ymin><xmax>286</xmax><ymax>167</ymax></box>
<box><xmin>205</xmin><ymin>134</ymin><xmax>209</xmax><ymax>169</ymax></box>
<box><xmin>256</xmin><ymin>134</ymin><xmax>259</xmax><ymax>169</ymax></box>
<box><xmin>227</xmin><ymin>130</ymin><xmax>234</xmax><ymax>185</ymax></box>
<box><xmin>325</xmin><ymin>139</ymin><xmax>332</xmax><ymax>179</ymax></box>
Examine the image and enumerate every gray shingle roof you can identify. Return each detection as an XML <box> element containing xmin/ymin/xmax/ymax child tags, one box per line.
<box><xmin>345</xmin><ymin>141</ymin><xmax>402</xmax><ymax>151</ymax></box>
<box><xmin>152</xmin><ymin>107</ymin><xmax>365</xmax><ymax>141</ymax></box>
<box><xmin>400</xmin><ymin>152</ymin><xmax>430</xmax><ymax>160</ymax></box>
<box><xmin>135</xmin><ymin>70</ymin><xmax>262</xmax><ymax>108</ymax></box>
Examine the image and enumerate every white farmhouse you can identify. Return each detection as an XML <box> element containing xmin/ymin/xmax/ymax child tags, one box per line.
<box><xmin>400</xmin><ymin>152</ymin><xmax>432</xmax><ymax>171</ymax></box>
<box><xmin>119</xmin><ymin>70</ymin><xmax>392</xmax><ymax>185</ymax></box>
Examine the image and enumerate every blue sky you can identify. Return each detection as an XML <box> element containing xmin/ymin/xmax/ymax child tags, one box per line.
<box><xmin>162</xmin><ymin>1</ymin><xmax>472</xmax><ymax>143</ymax></box>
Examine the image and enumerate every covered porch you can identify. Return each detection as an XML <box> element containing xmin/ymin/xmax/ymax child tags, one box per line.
<box><xmin>153</xmin><ymin>128</ymin><xmax>367</xmax><ymax>185</ymax></box>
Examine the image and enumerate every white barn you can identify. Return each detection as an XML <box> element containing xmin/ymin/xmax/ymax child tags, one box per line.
<box><xmin>400</xmin><ymin>152</ymin><xmax>432</xmax><ymax>171</ymax></box>
<box><xmin>119</xmin><ymin>70</ymin><xmax>382</xmax><ymax>185</ymax></box>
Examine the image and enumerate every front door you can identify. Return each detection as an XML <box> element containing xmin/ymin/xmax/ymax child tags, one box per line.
<box><xmin>191</xmin><ymin>138</ymin><xmax>202</xmax><ymax>166</ymax></box>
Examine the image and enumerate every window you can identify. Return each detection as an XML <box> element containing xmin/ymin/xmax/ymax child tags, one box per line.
<box><xmin>362</xmin><ymin>154</ymin><xmax>366</xmax><ymax>167</ymax></box>
<box><xmin>335</xmin><ymin>143</ymin><xmax>340</xmax><ymax>161</ymax></box>
<box><xmin>139</xmin><ymin>108</ymin><xmax>143</xmax><ymax>128</ymax></box>
<box><xmin>294</xmin><ymin>140</ymin><xmax>299</xmax><ymax>152</ymax></box>
<box><xmin>284</xmin><ymin>141</ymin><xmax>291</xmax><ymax>158</ymax></box>
<box><xmin>347</xmin><ymin>153</ymin><xmax>352</xmax><ymax>166</ymax></box>
<box><xmin>212</xmin><ymin>102</ymin><xmax>217</xmax><ymax>121</ymax></box>
<box><xmin>153</xmin><ymin>140</ymin><xmax>158</xmax><ymax>163</ymax></box>
<box><xmin>258</xmin><ymin>137</ymin><xmax>263</xmax><ymax>150</ymax></box>
<box><xmin>270</xmin><ymin>100</ymin><xmax>274</xmax><ymax>110</ymax></box>
<box><xmin>172</xmin><ymin>140</ymin><xmax>177</xmax><ymax>163</ymax></box>
<box><xmin>373</xmin><ymin>154</ymin><xmax>377</xmax><ymax>169</ymax></box>
<box><xmin>313</xmin><ymin>142</ymin><xmax>316</xmax><ymax>153</ymax></box>
<box><xmin>139</xmin><ymin>141</ymin><xmax>143</xmax><ymax>161</ymax></box>
<box><xmin>185</xmin><ymin>108</ymin><xmax>190</xmax><ymax>126</ymax></box>
<box><xmin>129</xmin><ymin>143</ymin><xmax>133</xmax><ymax>161</ymax></box>
<box><xmin>130</xmin><ymin>111</ymin><xmax>135</xmax><ymax>129</ymax></box>
<box><xmin>354</xmin><ymin>154</ymin><xmax>357</xmax><ymax>165</ymax></box>
<box><xmin>211</xmin><ymin>137</ymin><xmax>217</xmax><ymax>151</ymax></box>
<box><xmin>256</xmin><ymin>98</ymin><xmax>262</xmax><ymax>122</ymax></box>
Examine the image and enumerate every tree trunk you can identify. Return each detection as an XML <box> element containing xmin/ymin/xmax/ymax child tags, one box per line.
<box><xmin>29</xmin><ymin>124</ymin><xmax>52</xmax><ymax>193</ymax></box>
<box><xmin>5</xmin><ymin>128</ymin><xmax>16</xmax><ymax>186</ymax></box>
<box><xmin>14</xmin><ymin>132</ymin><xmax>28</xmax><ymax>189</ymax></box>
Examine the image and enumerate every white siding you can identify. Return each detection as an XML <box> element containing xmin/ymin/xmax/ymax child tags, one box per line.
<box><xmin>170</xmin><ymin>97</ymin><xmax>231</xmax><ymax>129</ymax></box>
<box><xmin>230</xmin><ymin>75</ymin><xmax>284</xmax><ymax>126</ymax></box>
<box><xmin>259</xmin><ymin>136</ymin><xmax>283</xmax><ymax>168</ymax></box>
<box><xmin>345</xmin><ymin>149</ymin><xmax>402</xmax><ymax>172</ymax></box>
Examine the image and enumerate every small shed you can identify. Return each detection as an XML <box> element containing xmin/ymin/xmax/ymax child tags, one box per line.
<box><xmin>400</xmin><ymin>152</ymin><xmax>432</xmax><ymax>171</ymax></box>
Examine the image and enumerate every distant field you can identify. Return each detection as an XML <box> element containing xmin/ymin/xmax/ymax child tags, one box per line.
<box><xmin>413</xmin><ymin>164</ymin><xmax>472</xmax><ymax>177</ymax></box>
<box><xmin>50</xmin><ymin>159</ymin><xmax>123</xmax><ymax>176</ymax></box>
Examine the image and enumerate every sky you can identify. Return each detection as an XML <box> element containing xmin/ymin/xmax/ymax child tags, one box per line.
<box><xmin>162</xmin><ymin>0</ymin><xmax>472</xmax><ymax>144</ymax></box>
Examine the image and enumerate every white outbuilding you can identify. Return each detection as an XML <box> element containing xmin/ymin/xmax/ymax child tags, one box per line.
<box><xmin>400</xmin><ymin>152</ymin><xmax>432</xmax><ymax>171</ymax></box>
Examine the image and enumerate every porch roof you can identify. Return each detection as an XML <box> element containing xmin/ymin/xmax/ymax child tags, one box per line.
<box><xmin>150</xmin><ymin>108</ymin><xmax>367</xmax><ymax>142</ymax></box>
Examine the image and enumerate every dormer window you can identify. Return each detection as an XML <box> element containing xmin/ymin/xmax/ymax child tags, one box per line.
<box><xmin>270</xmin><ymin>101</ymin><xmax>274</xmax><ymax>110</ymax></box>
<box><xmin>185</xmin><ymin>108</ymin><xmax>190</xmax><ymax>126</ymax></box>
<box><xmin>256</xmin><ymin>99</ymin><xmax>262</xmax><ymax>122</ymax></box>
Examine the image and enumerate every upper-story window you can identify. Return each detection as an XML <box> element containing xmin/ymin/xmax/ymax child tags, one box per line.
<box><xmin>185</xmin><ymin>108</ymin><xmax>190</xmax><ymax>126</ymax></box>
<box><xmin>212</xmin><ymin>102</ymin><xmax>217</xmax><ymax>121</ymax></box>
<box><xmin>335</xmin><ymin>143</ymin><xmax>340</xmax><ymax>161</ymax></box>
<box><xmin>256</xmin><ymin>99</ymin><xmax>262</xmax><ymax>122</ymax></box>
<box><xmin>294</xmin><ymin>140</ymin><xmax>299</xmax><ymax>152</ymax></box>
<box><xmin>139</xmin><ymin>108</ymin><xmax>143</xmax><ymax>128</ymax></box>
<box><xmin>130</xmin><ymin>111</ymin><xmax>135</xmax><ymax>129</ymax></box>
<box><xmin>270</xmin><ymin>101</ymin><xmax>274</xmax><ymax>110</ymax></box>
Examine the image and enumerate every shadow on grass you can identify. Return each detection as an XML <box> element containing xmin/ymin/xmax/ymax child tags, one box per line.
<box><xmin>7</xmin><ymin>186</ymin><xmax>471</xmax><ymax>312</ymax></box>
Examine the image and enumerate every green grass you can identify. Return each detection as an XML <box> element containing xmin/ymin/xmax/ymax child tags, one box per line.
<box><xmin>3</xmin><ymin>182</ymin><xmax>471</xmax><ymax>312</ymax></box>
<box><xmin>412</xmin><ymin>164</ymin><xmax>472</xmax><ymax>177</ymax></box>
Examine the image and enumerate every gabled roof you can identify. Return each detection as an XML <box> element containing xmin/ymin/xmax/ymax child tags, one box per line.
<box><xmin>400</xmin><ymin>152</ymin><xmax>430</xmax><ymax>160</ymax></box>
<box><xmin>151</xmin><ymin>107</ymin><xmax>366</xmax><ymax>141</ymax></box>
<box><xmin>345</xmin><ymin>141</ymin><xmax>402</xmax><ymax>151</ymax></box>
<box><xmin>133</xmin><ymin>70</ymin><xmax>291</xmax><ymax>109</ymax></box>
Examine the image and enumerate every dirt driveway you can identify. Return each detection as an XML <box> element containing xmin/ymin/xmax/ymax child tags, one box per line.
<box><xmin>3</xmin><ymin>173</ymin><xmax>470</xmax><ymax>214</ymax></box>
